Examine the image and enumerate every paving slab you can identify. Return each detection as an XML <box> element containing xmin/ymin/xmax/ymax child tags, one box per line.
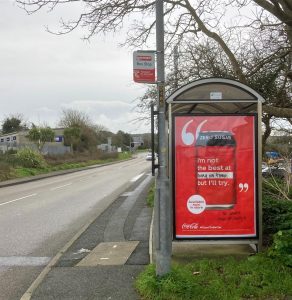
<box><xmin>76</xmin><ymin>241</ymin><xmax>139</xmax><ymax>267</ymax></box>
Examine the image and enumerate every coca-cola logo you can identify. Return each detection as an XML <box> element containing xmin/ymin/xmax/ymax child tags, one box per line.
<box><xmin>182</xmin><ymin>223</ymin><xmax>199</xmax><ymax>230</ymax></box>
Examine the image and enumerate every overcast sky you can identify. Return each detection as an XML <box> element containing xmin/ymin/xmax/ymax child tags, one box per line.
<box><xmin>0</xmin><ymin>0</ymin><xmax>150</xmax><ymax>133</ymax></box>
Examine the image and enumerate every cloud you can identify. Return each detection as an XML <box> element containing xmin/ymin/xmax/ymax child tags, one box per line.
<box><xmin>60</xmin><ymin>100</ymin><xmax>150</xmax><ymax>133</ymax></box>
<box><xmin>61</xmin><ymin>100</ymin><xmax>131</xmax><ymax>117</ymax></box>
<box><xmin>0</xmin><ymin>1</ymin><xmax>149</xmax><ymax>133</ymax></box>
<box><xmin>96</xmin><ymin>113</ymin><xmax>150</xmax><ymax>134</ymax></box>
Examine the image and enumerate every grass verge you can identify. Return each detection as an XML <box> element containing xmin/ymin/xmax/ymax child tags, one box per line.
<box><xmin>138</xmin><ymin>185</ymin><xmax>292</xmax><ymax>300</ymax></box>
<box><xmin>3</xmin><ymin>152</ymin><xmax>132</xmax><ymax>181</ymax></box>
<box><xmin>146</xmin><ymin>183</ymin><xmax>155</xmax><ymax>208</ymax></box>
<box><xmin>136</xmin><ymin>255</ymin><xmax>292</xmax><ymax>300</ymax></box>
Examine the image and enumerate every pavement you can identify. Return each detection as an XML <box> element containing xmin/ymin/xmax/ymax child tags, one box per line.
<box><xmin>7</xmin><ymin>167</ymin><xmax>154</xmax><ymax>300</ymax></box>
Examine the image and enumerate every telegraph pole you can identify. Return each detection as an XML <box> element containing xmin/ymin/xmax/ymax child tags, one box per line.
<box><xmin>155</xmin><ymin>0</ymin><xmax>171</xmax><ymax>276</ymax></box>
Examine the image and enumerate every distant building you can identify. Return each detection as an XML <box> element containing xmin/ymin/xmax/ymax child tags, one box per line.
<box><xmin>131</xmin><ymin>135</ymin><xmax>144</xmax><ymax>150</ymax></box>
<box><xmin>0</xmin><ymin>128</ymin><xmax>70</xmax><ymax>155</ymax></box>
<box><xmin>97</xmin><ymin>136</ymin><xmax>116</xmax><ymax>152</ymax></box>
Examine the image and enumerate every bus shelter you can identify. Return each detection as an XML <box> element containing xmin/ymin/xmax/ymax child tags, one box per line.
<box><xmin>166</xmin><ymin>78</ymin><xmax>265</xmax><ymax>251</ymax></box>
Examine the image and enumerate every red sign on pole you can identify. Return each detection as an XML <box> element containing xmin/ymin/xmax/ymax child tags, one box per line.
<box><xmin>174</xmin><ymin>115</ymin><xmax>258</xmax><ymax>239</ymax></box>
<box><xmin>133</xmin><ymin>51</ymin><xmax>155</xmax><ymax>83</ymax></box>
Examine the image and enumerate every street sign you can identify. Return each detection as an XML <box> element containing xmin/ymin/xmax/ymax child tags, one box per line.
<box><xmin>133</xmin><ymin>51</ymin><xmax>156</xmax><ymax>83</ymax></box>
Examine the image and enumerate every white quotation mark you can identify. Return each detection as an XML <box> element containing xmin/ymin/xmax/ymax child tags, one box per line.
<box><xmin>181</xmin><ymin>119</ymin><xmax>208</xmax><ymax>146</ymax></box>
<box><xmin>181</xmin><ymin>120</ymin><xmax>195</xmax><ymax>146</ymax></box>
<box><xmin>239</xmin><ymin>183</ymin><xmax>249</xmax><ymax>192</ymax></box>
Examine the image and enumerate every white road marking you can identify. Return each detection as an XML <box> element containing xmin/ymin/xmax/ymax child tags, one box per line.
<box><xmin>130</xmin><ymin>173</ymin><xmax>144</xmax><ymax>182</ymax></box>
<box><xmin>0</xmin><ymin>193</ymin><xmax>37</xmax><ymax>207</ymax></box>
<box><xmin>0</xmin><ymin>257</ymin><xmax>51</xmax><ymax>266</ymax></box>
<box><xmin>50</xmin><ymin>183</ymin><xmax>72</xmax><ymax>191</ymax></box>
<box><xmin>74</xmin><ymin>248</ymin><xmax>91</xmax><ymax>255</ymax></box>
<box><xmin>121</xmin><ymin>192</ymin><xmax>134</xmax><ymax>197</ymax></box>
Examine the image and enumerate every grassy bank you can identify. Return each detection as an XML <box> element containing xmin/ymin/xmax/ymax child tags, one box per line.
<box><xmin>136</xmin><ymin>255</ymin><xmax>292</xmax><ymax>300</ymax></box>
<box><xmin>0</xmin><ymin>151</ymin><xmax>132</xmax><ymax>181</ymax></box>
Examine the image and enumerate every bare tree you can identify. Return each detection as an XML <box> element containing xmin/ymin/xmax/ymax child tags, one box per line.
<box><xmin>17</xmin><ymin>0</ymin><xmax>292</xmax><ymax>119</ymax></box>
<box><xmin>59</xmin><ymin>109</ymin><xmax>92</xmax><ymax>128</ymax></box>
<box><xmin>59</xmin><ymin>109</ymin><xmax>98</xmax><ymax>152</ymax></box>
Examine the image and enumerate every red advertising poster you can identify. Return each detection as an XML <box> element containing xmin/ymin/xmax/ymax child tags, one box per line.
<box><xmin>174</xmin><ymin>115</ymin><xmax>258</xmax><ymax>239</ymax></box>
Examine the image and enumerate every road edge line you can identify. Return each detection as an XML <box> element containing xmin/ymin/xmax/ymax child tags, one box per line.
<box><xmin>149</xmin><ymin>209</ymin><xmax>154</xmax><ymax>264</ymax></box>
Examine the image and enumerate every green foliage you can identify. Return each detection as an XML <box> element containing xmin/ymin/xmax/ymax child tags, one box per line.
<box><xmin>0</xmin><ymin>150</ymin><xmax>132</xmax><ymax>181</ymax></box>
<box><xmin>79</xmin><ymin>125</ymin><xmax>98</xmax><ymax>152</ymax></box>
<box><xmin>262</xmin><ymin>194</ymin><xmax>292</xmax><ymax>235</ymax></box>
<box><xmin>59</xmin><ymin>109</ymin><xmax>98</xmax><ymax>152</ymax></box>
<box><xmin>263</xmin><ymin>173</ymin><xmax>292</xmax><ymax>202</ymax></box>
<box><xmin>117</xmin><ymin>151</ymin><xmax>132</xmax><ymax>160</ymax></box>
<box><xmin>63</xmin><ymin>125</ymin><xmax>98</xmax><ymax>152</ymax></box>
<box><xmin>268</xmin><ymin>230</ymin><xmax>292</xmax><ymax>267</ymax></box>
<box><xmin>136</xmin><ymin>190</ymin><xmax>292</xmax><ymax>300</ymax></box>
<box><xmin>146</xmin><ymin>184</ymin><xmax>155</xmax><ymax>208</ymax></box>
<box><xmin>63</xmin><ymin>127</ymin><xmax>81</xmax><ymax>151</ymax></box>
<box><xmin>0</xmin><ymin>151</ymin><xmax>18</xmax><ymax>167</ymax></box>
<box><xmin>0</xmin><ymin>161</ymin><xmax>14</xmax><ymax>181</ymax></box>
<box><xmin>112</xmin><ymin>130</ymin><xmax>131</xmax><ymax>150</ymax></box>
<box><xmin>15</xmin><ymin>148</ymin><xmax>47</xmax><ymax>168</ymax></box>
<box><xmin>136</xmin><ymin>256</ymin><xmax>292</xmax><ymax>300</ymax></box>
<box><xmin>27</xmin><ymin>126</ymin><xmax>55</xmax><ymax>151</ymax></box>
<box><xmin>2</xmin><ymin>116</ymin><xmax>23</xmax><ymax>134</ymax></box>
<box><xmin>15</xmin><ymin>167</ymin><xmax>44</xmax><ymax>177</ymax></box>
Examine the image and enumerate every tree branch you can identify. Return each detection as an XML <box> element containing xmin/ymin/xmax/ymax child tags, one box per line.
<box><xmin>179</xmin><ymin>0</ymin><xmax>247</xmax><ymax>83</ymax></box>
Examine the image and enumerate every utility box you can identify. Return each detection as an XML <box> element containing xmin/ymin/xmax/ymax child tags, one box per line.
<box><xmin>166</xmin><ymin>78</ymin><xmax>264</xmax><ymax>251</ymax></box>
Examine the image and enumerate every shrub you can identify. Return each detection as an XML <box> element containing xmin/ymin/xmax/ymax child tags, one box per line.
<box><xmin>0</xmin><ymin>161</ymin><xmax>14</xmax><ymax>181</ymax></box>
<box><xmin>98</xmin><ymin>151</ymin><xmax>119</xmax><ymax>160</ymax></box>
<box><xmin>268</xmin><ymin>229</ymin><xmax>292</xmax><ymax>267</ymax></box>
<box><xmin>262</xmin><ymin>195</ymin><xmax>292</xmax><ymax>235</ymax></box>
<box><xmin>15</xmin><ymin>148</ymin><xmax>47</xmax><ymax>168</ymax></box>
<box><xmin>263</xmin><ymin>173</ymin><xmax>291</xmax><ymax>201</ymax></box>
<box><xmin>0</xmin><ymin>151</ymin><xmax>18</xmax><ymax>167</ymax></box>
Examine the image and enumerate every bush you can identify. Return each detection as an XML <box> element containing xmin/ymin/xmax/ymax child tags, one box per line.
<box><xmin>263</xmin><ymin>174</ymin><xmax>292</xmax><ymax>201</ymax></box>
<box><xmin>15</xmin><ymin>148</ymin><xmax>47</xmax><ymax>168</ymax></box>
<box><xmin>262</xmin><ymin>195</ymin><xmax>292</xmax><ymax>235</ymax></box>
<box><xmin>0</xmin><ymin>151</ymin><xmax>18</xmax><ymax>167</ymax></box>
<box><xmin>100</xmin><ymin>152</ymin><xmax>119</xmax><ymax>160</ymax></box>
<box><xmin>268</xmin><ymin>229</ymin><xmax>292</xmax><ymax>267</ymax></box>
<box><xmin>0</xmin><ymin>161</ymin><xmax>14</xmax><ymax>181</ymax></box>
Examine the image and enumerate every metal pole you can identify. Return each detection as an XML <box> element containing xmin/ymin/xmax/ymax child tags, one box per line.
<box><xmin>257</xmin><ymin>101</ymin><xmax>263</xmax><ymax>252</ymax></box>
<box><xmin>155</xmin><ymin>0</ymin><xmax>171</xmax><ymax>276</ymax></box>
<box><xmin>174</xmin><ymin>45</ymin><xmax>179</xmax><ymax>90</ymax></box>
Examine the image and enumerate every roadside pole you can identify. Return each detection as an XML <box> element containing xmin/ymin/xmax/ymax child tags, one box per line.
<box><xmin>155</xmin><ymin>0</ymin><xmax>171</xmax><ymax>276</ymax></box>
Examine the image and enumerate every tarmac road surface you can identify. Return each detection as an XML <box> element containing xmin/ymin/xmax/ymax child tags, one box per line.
<box><xmin>0</xmin><ymin>154</ymin><xmax>150</xmax><ymax>300</ymax></box>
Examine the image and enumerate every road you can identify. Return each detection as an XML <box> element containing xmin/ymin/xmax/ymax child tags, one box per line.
<box><xmin>0</xmin><ymin>153</ymin><xmax>150</xmax><ymax>300</ymax></box>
